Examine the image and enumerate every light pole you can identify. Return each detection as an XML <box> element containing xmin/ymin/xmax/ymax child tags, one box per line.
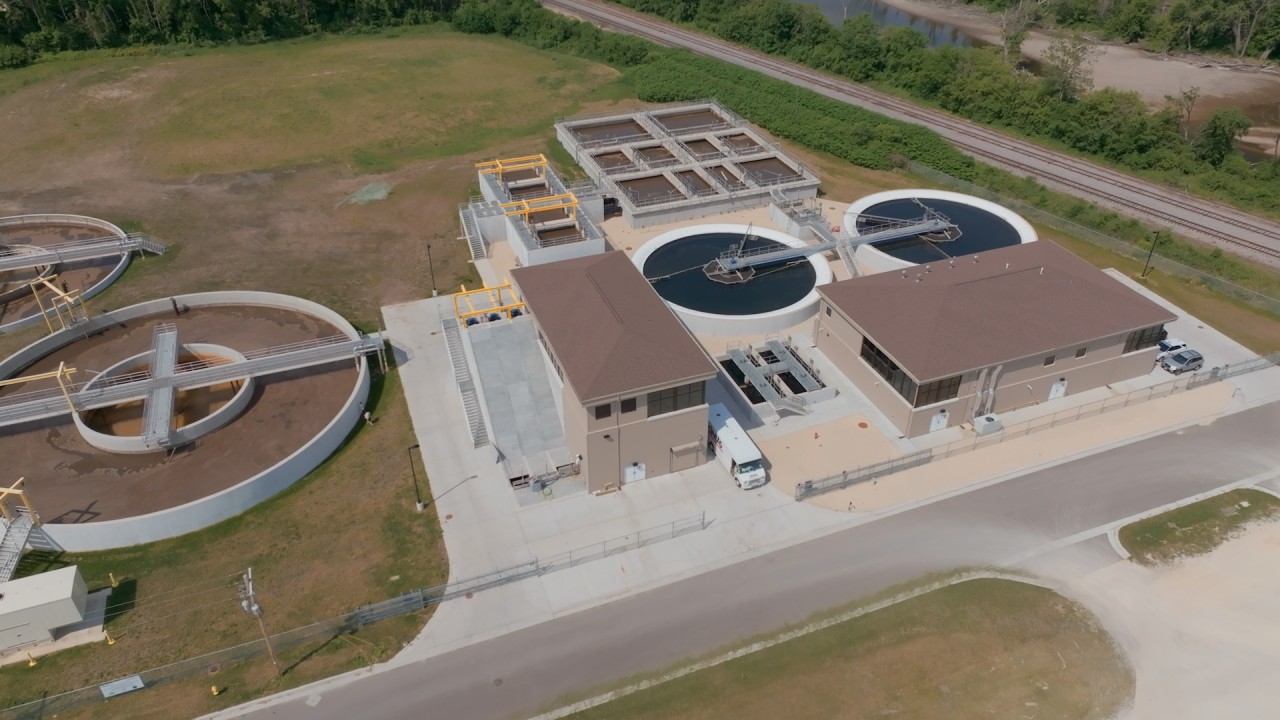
<box><xmin>1141</xmin><ymin>229</ymin><xmax>1160</xmax><ymax>279</ymax></box>
<box><xmin>426</xmin><ymin>244</ymin><xmax>438</xmax><ymax>297</ymax></box>
<box><xmin>407</xmin><ymin>444</ymin><xmax>425</xmax><ymax>512</ymax></box>
<box><xmin>239</xmin><ymin>568</ymin><xmax>280</xmax><ymax>677</ymax></box>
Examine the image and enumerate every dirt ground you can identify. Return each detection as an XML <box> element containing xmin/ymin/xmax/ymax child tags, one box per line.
<box><xmin>880</xmin><ymin>0</ymin><xmax>1280</xmax><ymax>157</ymax></box>
<box><xmin>0</xmin><ymin>306</ymin><xmax>353</xmax><ymax>522</ymax></box>
<box><xmin>1040</xmin><ymin>519</ymin><xmax>1280</xmax><ymax>719</ymax></box>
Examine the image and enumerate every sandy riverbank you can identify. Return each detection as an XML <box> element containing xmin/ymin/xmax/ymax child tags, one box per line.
<box><xmin>876</xmin><ymin>0</ymin><xmax>1280</xmax><ymax>157</ymax></box>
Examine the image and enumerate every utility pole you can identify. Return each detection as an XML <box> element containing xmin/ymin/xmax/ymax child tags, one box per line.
<box><xmin>427</xmin><ymin>244</ymin><xmax>438</xmax><ymax>297</ymax></box>
<box><xmin>240</xmin><ymin>568</ymin><xmax>281</xmax><ymax>677</ymax></box>
<box><xmin>1141</xmin><ymin>229</ymin><xmax>1160</xmax><ymax>278</ymax></box>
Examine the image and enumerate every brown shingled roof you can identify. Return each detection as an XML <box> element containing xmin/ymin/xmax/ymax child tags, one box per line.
<box><xmin>512</xmin><ymin>252</ymin><xmax>718</xmax><ymax>404</ymax></box>
<box><xmin>819</xmin><ymin>241</ymin><xmax>1176</xmax><ymax>381</ymax></box>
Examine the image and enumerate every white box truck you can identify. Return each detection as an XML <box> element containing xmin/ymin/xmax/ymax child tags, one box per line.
<box><xmin>708</xmin><ymin>403</ymin><xmax>767</xmax><ymax>490</ymax></box>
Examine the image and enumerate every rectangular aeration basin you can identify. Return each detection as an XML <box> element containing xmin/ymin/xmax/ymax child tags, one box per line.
<box><xmin>738</xmin><ymin>157</ymin><xmax>800</xmax><ymax>184</ymax></box>
<box><xmin>675</xmin><ymin>170</ymin><xmax>714</xmax><ymax>194</ymax></box>
<box><xmin>572</xmin><ymin>120</ymin><xmax>650</xmax><ymax>144</ymax></box>
<box><xmin>653</xmin><ymin>109</ymin><xmax>727</xmax><ymax>133</ymax></box>
<box><xmin>618</xmin><ymin>175</ymin><xmax>681</xmax><ymax>205</ymax></box>
<box><xmin>705</xmin><ymin>165</ymin><xmax>746</xmax><ymax>191</ymax></box>
<box><xmin>720</xmin><ymin>134</ymin><xmax>762</xmax><ymax>152</ymax></box>
<box><xmin>593</xmin><ymin>151</ymin><xmax>634</xmax><ymax>174</ymax></box>
<box><xmin>680</xmin><ymin>138</ymin><xmax>722</xmax><ymax>159</ymax></box>
<box><xmin>634</xmin><ymin>146</ymin><xmax>676</xmax><ymax>164</ymax></box>
<box><xmin>508</xmin><ymin>184</ymin><xmax>552</xmax><ymax>200</ymax></box>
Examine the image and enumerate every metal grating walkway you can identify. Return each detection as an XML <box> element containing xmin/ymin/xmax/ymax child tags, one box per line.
<box><xmin>0</xmin><ymin>333</ymin><xmax>382</xmax><ymax>429</ymax></box>
<box><xmin>0</xmin><ymin>232</ymin><xmax>167</xmax><ymax>272</ymax></box>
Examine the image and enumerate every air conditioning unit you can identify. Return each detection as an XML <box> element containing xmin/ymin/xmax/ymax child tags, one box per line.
<box><xmin>974</xmin><ymin>414</ymin><xmax>1004</xmax><ymax>437</ymax></box>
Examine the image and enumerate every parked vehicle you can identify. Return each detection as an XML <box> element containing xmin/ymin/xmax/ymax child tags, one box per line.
<box><xmin>708</xmin><ymin>403</ymin><xmax>767</xmax><ymax>490</ymax></box>
<box><xmin>1161</xmin><ymin>349</ymin><xmax>1204</xmax><ymax>374</ymax></box>
<box><xmin>1156</xmin><ymin>337</ymin><xmax>1187</xmax><ymax>359</ymax></box>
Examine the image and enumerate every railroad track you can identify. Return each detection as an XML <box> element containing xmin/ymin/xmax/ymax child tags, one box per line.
<box><xmin>544</xmin><ymin>0</ymin><xmax>1280</xmax><ymax>264</ymax></box>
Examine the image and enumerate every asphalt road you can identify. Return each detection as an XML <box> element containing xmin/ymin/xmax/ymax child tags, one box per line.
<box><xmin>543</xmin><ymin>0</ymin><xmax>1280</xmax><ymax>267</ymax></box>
<box><xmin>238</xmin><ymin>401</ymin><xmax>1280</xmax><ymax>720</ymax></box>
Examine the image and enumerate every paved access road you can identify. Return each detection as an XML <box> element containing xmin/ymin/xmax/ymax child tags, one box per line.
<box><xmin>239</xmin><ymin>402</ymin><xmax>1280</xmax><ymax>720</ymax></box>
<box><xmin>542</xmin><ymin>0</ymin><xmax>1280</xmax><ymax>267</ymax></box>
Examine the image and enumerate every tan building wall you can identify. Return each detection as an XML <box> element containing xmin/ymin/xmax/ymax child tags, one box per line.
<box><xmin>562</xmin><ymin>378</ymin><xmax>709</xmax><ymax>493</ymax></box>
<box><xmin>815</xmin><ymin>304</ymin><xmax>1162</xmax><ymax>438</ymax></box>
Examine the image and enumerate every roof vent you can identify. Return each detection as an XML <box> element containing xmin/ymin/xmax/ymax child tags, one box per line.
<box><xmin>948</xmin><ymin>260</ymin><xmax>955</xmax><ymax>269</ymax></box>
<box><xmin>925</xmin><ymin>264</ymin><xmax>932</xmax><ymax>273</ymax></box>
<box><xmin>973</xmin><ymin>255</ymin><xmax>979</xmax><ymax>263</ymax></box>
<box><xmin>901</xmin><ymin>269</ymin><xmax>908</xmax><ymax>278</ymax></box>
<box><xmin>1005</xmin><ymin>263</ymin><xmax>1010</xmax><ymax>269</ymax></box>
<box><xmin>1040</xmin><ymin>266</ymin><xmax>1045</xmax><ymax>275</ymax></box>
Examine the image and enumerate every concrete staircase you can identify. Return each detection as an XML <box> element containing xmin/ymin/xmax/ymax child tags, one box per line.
<box><xmin>459</xmin><ymin>205</ymin><xmax>487</xmax><ymax>261</ymax></box>
<box><xmin>441</xmin><ymin>317</ymin><xmax>489</xmax><ymax>448</ymax></box>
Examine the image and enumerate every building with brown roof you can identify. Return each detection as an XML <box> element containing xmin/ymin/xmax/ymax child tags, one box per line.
<box><xmin>814</xmin><ymin>241</ymin><xmax>1176</xmax><ymax>437</ymax></box>
<box><xmin>512</xmin><ymin>251</ymin><xmax>719</xmax><ymax>492</ymax></box>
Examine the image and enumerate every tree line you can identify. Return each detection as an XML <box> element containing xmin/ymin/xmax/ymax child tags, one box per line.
<box><xmin>0</xmin><ymin>0</ymin><xmax>465</xmax><ymax>67</ymax></box>
<box><xmin>968</xmin><ymin>0</ymin><xmax>1279</xmax><ymax>58</ymax></box>
<box><xmin>601</xmin><ymin>0</ymin><xmax>1279</xmax><ymax>218</ymax></box>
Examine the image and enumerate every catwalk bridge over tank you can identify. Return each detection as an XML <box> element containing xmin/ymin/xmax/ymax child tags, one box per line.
<box><xmin>0</xmin><ymin>331</ymin><xmax>384</xmax><ymax>449</ymax></box>
<box><xmin>0</xmin><ymin>232</ymin><xmax>167</xmax><ymax>273</ymax></box>
<box><xmin>689</xmin><ymin>207</ymin><xmax>958</xmax><ymax>285</ymax></box>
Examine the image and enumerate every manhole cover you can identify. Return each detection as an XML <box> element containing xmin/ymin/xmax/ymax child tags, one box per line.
<box><xmin>493</xmin><ymin>678</ymin><xmax>503</xmax><ymax>687</ymax></box>
<box><xmin>857</xmin><ymin>422</ymin><xmax>868</xmax><ymax>429</ymax></box>
<box><xmin>207</xmin><ymin>664</ymin><xmax>221</xmax><ymax>675</ymax></box>
<box><xmin>445</xmin><ymin>514</ymin><xmax>453</xmax><ymax>520</ymax></box>
<box><xmin>465</xmin><ymin>592</ymin><xmax>474</xmax><ymax>599</ymax></box>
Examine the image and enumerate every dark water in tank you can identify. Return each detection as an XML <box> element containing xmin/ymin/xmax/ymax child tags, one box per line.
<box><xmin>859</xmin><ymin>198</ymin><xmax>1022</xmax><ymax>263</ymax></box>
<box><xmin>643</xmin><ymin>233</ymin><xmax>817</xmax><ymax>316</ymax></box>
<box><xmin>789</xmin><ymin>0</ymin><xmax>978</xmax><ymax>48</ymax></box>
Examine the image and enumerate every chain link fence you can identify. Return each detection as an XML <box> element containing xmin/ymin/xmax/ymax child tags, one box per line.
<box><xmin>796</xmin><ymin>352</ymin><xmax>1280</xmax><ymax>500</ymax></box>
<box><xmin>0</xmin><ymin>513</ymin><xmax>708</xmax><ymax>719</ymax></box>
<box><xmin>906</xmin><ymin>162</ymin><xmax>1280</xmax><ymax>317</ymax></box>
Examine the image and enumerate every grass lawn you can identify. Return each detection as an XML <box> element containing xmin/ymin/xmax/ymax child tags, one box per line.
<box><xmin>1118</xmin><ymin>488</ymin><xmax>1280</xmax><ymax>567</ymax></box>
<box><xmin>0</xmin><ymin>368</ymin><xmax>446</xmax><ymax>718</ymax></box>
<box><xmin>563</xmin><ymin>578</ymin><xmax>1132</xmax><ymax>720</ymax></box>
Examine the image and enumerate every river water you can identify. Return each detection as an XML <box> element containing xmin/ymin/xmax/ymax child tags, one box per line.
<box><xmin>794</xmin><ymin>0</ymin><xmax>978</xmax><ymax>47</ymax></box>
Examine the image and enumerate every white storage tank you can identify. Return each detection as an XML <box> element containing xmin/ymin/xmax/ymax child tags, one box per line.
<box><xmin>0</xmin><ymin>566</ymin><xmax>88</xmax><ymax>651</ymax></box>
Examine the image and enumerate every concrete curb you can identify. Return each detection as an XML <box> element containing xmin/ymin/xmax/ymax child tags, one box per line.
<box><xmin>1106</xmin><ymin>528</ymin><xmax>1131</xmax><ymax>560</ymax></box>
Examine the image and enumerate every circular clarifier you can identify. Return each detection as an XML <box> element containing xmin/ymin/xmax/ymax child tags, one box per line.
<box><xmin>633</xmin><ymin>224</ymin><xmax>831</xmax><ymax>337</ymax></box>
<box><xmin>843</xmin><ymin>190</ymin><xmax>1037</xmax><ymax>274</ymax></box>
<box><xmin>643</xmin><ymin>233</ymin><xmax>816</xmax><ymax>315</ymax></box>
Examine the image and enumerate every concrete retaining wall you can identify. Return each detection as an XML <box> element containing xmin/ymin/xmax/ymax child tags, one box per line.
<box><xmin>0</xmin><ymin>291</ymin><xmax>370</xmax><ymax>551</ymax></box>
<box><xmin>0</xmin><ymin>214</ymin><xmax>132</xmax><ymax>334</ymax></box>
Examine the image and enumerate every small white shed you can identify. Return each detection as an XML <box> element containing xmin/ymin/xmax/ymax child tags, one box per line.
<box><xmin>0</xmin><ymin>566</ymin><xmax>88</xmax><ymax>652</ymax></box>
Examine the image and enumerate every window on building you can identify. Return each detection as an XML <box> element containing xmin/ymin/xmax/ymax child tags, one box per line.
<box><xmin>913</xmin><ymin>375</ymin><xmax>962</xmax><ymax>408</ymax></box>
<box><xmin>538</xmin><ymin>329</ymin><xmax>563</xmax><ymax>380</ymax></box>
<box><xmin>594</xmin><ymin>404</ymin><xmax>611</xmax><ymax>420</ymax></box>
<box><xmin>1043</xmin><ymin>355</ymin><xmax>1055</xmax><ymax>367</ymax></box>
<box><xmin>825</xmin><ymin>305</ymin><xmax>832</xmax><ymax>317</ymax></box>
<box><xmin>620</xmin><ymin>398</ymin><xmax>637</xmax><ymax>414</ymax></box>
<box><xmin>1123</xmin><ymin>325</ymin><xmax>1165</xmax><ymax>353</ymax></box>
<box><xmin>647</xmin><ymin>381</ymin><xmax>706</xmax><ymax>417</ymax></box>
<box><xmin>860</xmin><ymin>337</ymin><xmax>917</xmax><ymax>403</ymax></box>
<box><xmin>1075</xmin><ymin>347</ymin><xmax>1087</xmax><ymax>359</ymax></box>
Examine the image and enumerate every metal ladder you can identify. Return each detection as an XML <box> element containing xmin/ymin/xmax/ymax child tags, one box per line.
<box><xmin>441</xmin><ymin>318</ymin><xmax>489</xmax><ymax>448</ymax></box>
<box><xmin>0</xmin><ymin>507</ymin><xmax>35</xmax><ymax>583</ymax></box>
